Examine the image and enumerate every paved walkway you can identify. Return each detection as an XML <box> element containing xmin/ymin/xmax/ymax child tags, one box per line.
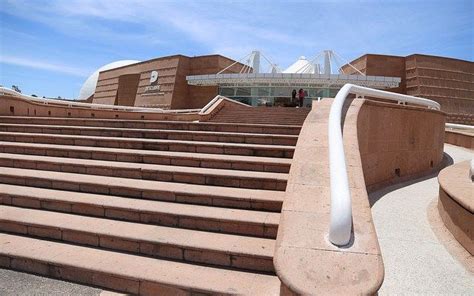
<box><xmin>371</xmin><ymin>144</ymin><xmax>473</xmax><ymax>295</ymax></box>
<box><xmin>0</xmin><ymin>269</ymin><xmax>104</xmax><ymax>296</ymax></box>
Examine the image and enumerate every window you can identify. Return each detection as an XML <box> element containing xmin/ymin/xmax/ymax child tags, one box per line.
<box><xmin>236</xmin><ymin>87</ymin><xmax>251</xmax><ymax>96</ymax></box>
<box><xmin>220</xmin><ymin>88</ymin><xmax>235</xmax><ymax>97</ymax></box>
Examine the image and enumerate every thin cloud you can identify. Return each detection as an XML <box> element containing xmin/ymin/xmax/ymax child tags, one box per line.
<box><xmin>0</xmin><ymin>55</ymin><xmax>89</xmax><ymax>77</ymax></box>
<box><xmin>0</xmin><ymin>0</ymin><xmax>295</xmax><ymax>60</ymax></box>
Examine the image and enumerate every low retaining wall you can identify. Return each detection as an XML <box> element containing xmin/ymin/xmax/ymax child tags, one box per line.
<box><xmin>446</xmin><ymin>113</ymin><xmax>474</xmax><ymax>126</ymax></box>
<box><xmin>358</xmin><ymin>100</ymin><xmax>445</xmax><ymax>191</ymax></box>
<box><xmin>274</xmin><ymin>98</ymin><xmax>445</xmax><ymax>294</ymax></box>
<box><xmin>0</xmin><ymin>95</ymin><xmax>200</xmax><ymax>121</ymax></box>
<box><xmin>445</xmin><ymin>130</ymin><xmax>474</xmax><ymax>149</ymax></box>
<box><xmin>437</xmin><ymin>161</ymin><xmax>473</xmax><ymax>255</ymax></box>
<box><xmin>198</xmin><ymin>96</ymin><xmax>249</xmax><ymax>122</ymax></box>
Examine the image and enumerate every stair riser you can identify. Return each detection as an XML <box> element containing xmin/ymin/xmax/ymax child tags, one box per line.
<box><xmin>0</xmin><ymin>158</ymin><xmax>287</xmax><ymax>191</ymax></box>
<box><xmin>0</xmin><ymin>134</ymin><xmax>294</xmax><ymax>158</ymax></box>
<box><xmin>0</xmin><ymin>221</ymin><xmax>274</xmax><ymax>273</ymax></box>
<box><xmin>0</xmin><ymin>144</ymin><xmax>290</xmax><ymax>173</ymax></box>
<box><xmin>0</xmin><ymin>256</ymin><xmax>198</xmax><ymax>295</ymax></box>
<box><xmin>0</xmin><ymin>118</ymin><xmax>301</xmax><ymax>135</ymax></box>
<box><xmin>0</xmin><ymin>126</ymin><xmax>297</xmax><ymax>146</ymax></box>
<box><xmin>0</xmin><ymin>176</ymin><xmax>282</xmax><ymax>212</ymax></box>
<box><xmin>0</xmin><ymin>194</ymin><xmax>278</xmax><ymax>238</ymax></box>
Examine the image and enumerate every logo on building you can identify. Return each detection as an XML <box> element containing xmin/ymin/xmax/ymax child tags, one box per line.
<box><xmin>144</xmin><ymin>70</ymin><xmax>163</xmax><ymax>95</ymax></box>
<box><xmin>150</xmin><ymin>70</ymin><xmax>158</xmax><ymax>85</ymax></box>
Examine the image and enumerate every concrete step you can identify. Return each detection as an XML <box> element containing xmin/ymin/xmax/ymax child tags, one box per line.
<box><xmin>211</xmin><ymin>119</ymin><xmax>304</xmax><ymax>125</ymax></box>
<box><xmin>0</xmin><ymin>153</ymin><xmax>288</xmax><ymax>190</ymax></box>
<box><xmin>0</xmin><ymin>132</ymin><xmax>294</xmax><ymax>158</ymax></box>
<box><xmin>0</xmin><ymin>167</ymin><xmax>284</xmax><ymax>211</ymax></box>
<box><xmin>209</xmin><ymin>108</ymin><xmax>310</xmax><ymax>125</ymax></box>
<box><xmin>0</xmin><ymin>141</ymin><xmax>291</xmax><ymax>173</ymax></box>
<box><xmin>0</xmin><ymin>233</ymin><xmax>280</xmax><ymax>295</ymax></box>
<box><xmin>0</xmin><ymin>123</ymin><xmax>298</xmax><ymax>145</ymax></box>
<box><xmin>0</xmin><ymin>206</ymin><xmax>275</xmax><ymax>272</ymax></box>
<box><xmin>0</xmin><ymin>116</ymin><xmax>301</xmax><ymax>135</ymax></box>
<box><xmin>0</xmin><ymin>184</ymin><xmax>279</xmax><ymax>238</ymax></box>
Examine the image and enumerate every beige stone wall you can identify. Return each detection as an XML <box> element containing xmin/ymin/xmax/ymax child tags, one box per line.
<box><xmin>0</xmin><ymin>95</ymin><xmax>199</xmax><ymax>121</ymax></box>
<box><xmin>358</xmin><ymin>99</ymin><xmax>446</xmax><ymax>190</ymax></box>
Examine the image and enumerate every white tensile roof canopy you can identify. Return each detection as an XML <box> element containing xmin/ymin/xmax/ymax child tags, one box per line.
<box><xmin>186</xmin><ymin>50</ymin><xmax>401</xmax><ymax>89</ymax></box>
<box><xmin>282</xmin><ymin>56</ymin><xmax>318</xmax><ymax>74</ymax></box>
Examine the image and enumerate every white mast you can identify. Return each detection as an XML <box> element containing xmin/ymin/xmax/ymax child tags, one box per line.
<box><xmin>250</xmin><ymin>51</ymin><xmax>261</xmax><ymax>74</ymax></box>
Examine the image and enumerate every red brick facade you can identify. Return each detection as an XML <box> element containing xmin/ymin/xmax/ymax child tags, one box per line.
<box><xmin>92</xmin><ymin>54</ymin><xmax>242</xmax><ymax>109</ymax></box>
<box><xmin>342</xmin><ymin>54</ymin><xmax>474</xmax><ymax>121</ymax></box>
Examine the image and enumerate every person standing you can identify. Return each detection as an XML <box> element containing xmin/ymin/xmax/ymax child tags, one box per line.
<box><xmin>298</xmin><ymin>88</ymin><xmax>305</xmax><ymax>107</ymax></box>
<box><xmin>291</xmin><ymin>89</ymin><xmax>297</xmax><ymax>106</ymax></box>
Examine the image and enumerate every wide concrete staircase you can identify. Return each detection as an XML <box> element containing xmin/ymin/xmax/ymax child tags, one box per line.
<box><xmin>210</xmin><ymin>106</ymin><xmax>310</xmax><ymax>125</ymax></box>
<box><xmin>0</xmin><ymin>116</ymin><xmax>302</xmax><ymax>294</ymax></box>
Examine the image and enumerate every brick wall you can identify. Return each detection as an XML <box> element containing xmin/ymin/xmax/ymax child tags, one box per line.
<box><xmin>343</xmin><ymin>53</ymin><xmax>474</xmax><ymax>117</ymax></box>
<box><xmin>92</xmin><ymin>54</ymin><xmax>243</xmax><ymax>109</ymax></box>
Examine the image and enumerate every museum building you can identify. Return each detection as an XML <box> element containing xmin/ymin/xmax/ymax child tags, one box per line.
<box><xmin>79</xmin><ymin>51</ymin><xmax>474</xmax><ymax>116</ymax></box>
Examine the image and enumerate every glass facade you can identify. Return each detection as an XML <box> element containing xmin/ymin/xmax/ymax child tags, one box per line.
<box><xmin>218</xmin><ymin>86</ymin><xmax>340</xmax><ymax>107</ymax></box>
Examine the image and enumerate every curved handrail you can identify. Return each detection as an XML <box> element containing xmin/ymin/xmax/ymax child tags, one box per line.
<box><xmin>328</xmin><ymin>83</ymin><xmax>440</xmax><ymax>246</ymax></box>
<box><xmin>445</xmin><ymin>123</ymin><xmax>474</xmax><ymax>130</ymax></box>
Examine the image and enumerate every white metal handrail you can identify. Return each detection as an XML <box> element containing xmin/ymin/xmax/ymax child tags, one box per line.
<box><xmin>445</xmin><ymin>123</ymin><xmax>474</xmax><ymax>130</ymax></box>
<box><xmin>328</xmin><ymin>84</ymin><xmax>440</xmax><ymax>246</ymax></box>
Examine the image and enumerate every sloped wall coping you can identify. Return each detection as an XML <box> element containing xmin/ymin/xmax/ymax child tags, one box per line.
<box><xmin>0</xmin><ymin>95</ymin><xmax>200</xmax><ymax>121</ymax></box>
<box><xmin>198</xmin><ymin>95</ymin><xmax>249</xmax><ymax>122</ymax></box>
<box><xmin>274</xmin><ymin>98</ymin><xmax>446</xmax><ymax>294</ymax></box>
<box><xmin>438</xmin><ymin>160</ymin><xmax>473</xmax><ymax>214</ymax></box>
<box><xmin>274</xmin><ymin>99</ymin><xmax>384</xmax><ymax>295</ymax></box>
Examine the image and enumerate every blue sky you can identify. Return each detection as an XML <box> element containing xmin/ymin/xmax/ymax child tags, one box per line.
<box><xmin>0</xmin><ymin>0</ymin><xmax>472</xmax><ymax>99</ymax></box>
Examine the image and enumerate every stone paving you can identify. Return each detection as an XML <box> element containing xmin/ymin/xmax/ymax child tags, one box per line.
<box><xmin>0</xmin><ymin>269</ymin><xmax>102</xmax><ymax>296</ymax></box>
<box><xmin>371</xmin><ymin>144</ymin><xmax>474</xmax><ymax>295</ymax></box>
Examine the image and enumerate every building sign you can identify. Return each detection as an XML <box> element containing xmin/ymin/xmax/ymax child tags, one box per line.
<box><xmin>143</xmin><ymin>70</ymin><xmax>164</xmax><ymax>95</ymax></box>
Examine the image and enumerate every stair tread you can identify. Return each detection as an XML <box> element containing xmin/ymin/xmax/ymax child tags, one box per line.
<box><xmin>0</xmin><ymin>167</ymin><xmax>285</xmax><ymax>203</ymax></box>
<box><xmin>0</xmin><ymin>233</ymin><xmax>280</xmax><ymax>294</ymax></box>
<box><xmin>0</xmin><ymin>116</ymin><xmax>301</xmax><ymax>128</ymax></box>
<box><xmin>0</xmin><ymin>141</ymin><xmax>291</xmax><ymax>166</ymax></box>
<box><xmin>0</xmin><ymin>153</ymin><xmax>288</xmax><ymax>181</ymax></box>
<box><xmin>0</xmin><ymin>184</ymin><xmax>280</xmax><ymax>226</ymax></box>
<box><xmin>0</xmin><ymin>131</ymin><xmax>294</xmax><ymax>151</ymax></box>
<box><xmin>0</xmin><ymin>205</ymin><xmax>274</xmax><ymax>259</ymax></box>
<box><xmin>0</xmin><ymin>123</ymin><xmax>299</xmax><ymax>139</ymax></box>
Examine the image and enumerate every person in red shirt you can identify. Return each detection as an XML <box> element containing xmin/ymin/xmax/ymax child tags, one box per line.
<box><xmin>298</xmin><ymin>88</ymin><xmax>305</xmax><ymax>107</ymax></box>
